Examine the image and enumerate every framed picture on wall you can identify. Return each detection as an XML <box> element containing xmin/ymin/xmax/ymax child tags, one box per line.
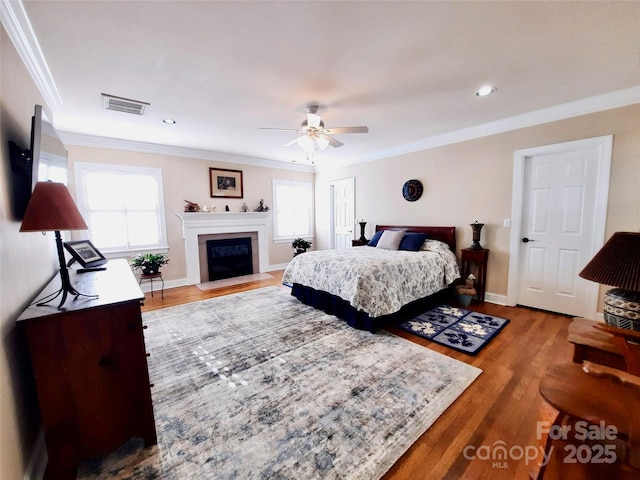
<box><xmin>210</xmin><ymin>168</ymin><xmax>244</xmax><ymax>198</ymax></box>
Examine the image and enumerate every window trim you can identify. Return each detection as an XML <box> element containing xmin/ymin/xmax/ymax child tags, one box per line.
<box><xmin>272</xmin><ymin>179</ymin><xmax>314</xmax><ymax>243</ymax></box>
<box><xmin>74</xmin><ymin>162</ymin><xmax>169</xmax><ymax>254</ymax></box>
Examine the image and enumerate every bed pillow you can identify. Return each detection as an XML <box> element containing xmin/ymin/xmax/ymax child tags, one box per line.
<box><xmin>367</xmin><ymin>230</ymin><xmax>384</xmax><ymax>246</ymax></box>
<box><xmin>376</xmin><ymin>229</ymin><xmax>406</xmax><ymax>250</ymax></box>
<box><xmin>420</xmin><ymin>239</ymin><xmax>452</xmax><ymax>254</ymax></box>
<box><xmin>399</xmin><ymin>232</ymin><xmax>429</xmax><ymax>251</ymax></box>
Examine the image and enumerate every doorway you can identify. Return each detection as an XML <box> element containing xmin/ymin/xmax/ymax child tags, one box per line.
<box><xmin>329</xmin><ymin>178</ymin><xmax>355</xmax><ymax>249</ymax></box>
<box><xmin>507</xmin><ymin>136</ymin><xmax>612</xmax><ymax>318</ymax></box>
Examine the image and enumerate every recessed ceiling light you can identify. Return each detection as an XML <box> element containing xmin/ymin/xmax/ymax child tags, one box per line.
<box><xmin>475</xmin><ymin>86</ymin><xmax>497</xmax><ymax>97</ymax></box>
<box><xmin>163</xmin><ymin>118</ymin><xmax>176</xmax><ymax>124</ymax></box>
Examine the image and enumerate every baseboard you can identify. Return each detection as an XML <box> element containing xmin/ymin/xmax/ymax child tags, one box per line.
<box><xmin>267</xmin><ymin>262</ymin><xmax>290</xmax><ymax>271</ymax></box>
<box><xmin>23</xmin><ymin>431</ymin><xmax>47</xmax><ymax>480</ymax></box>
<box><xmin>484</xmin><ymin>291</ymin><xmax>508</xmax><ymax>306</ymax></box>
<box><xmin>137</xmin><ymin>276</ymin><xmax>188</xmax><ymax>293</ymax></box>
<box><xmin>140</xmin><ymin>267</ymin><xmax>289</xmax><ymax>293</ymax></box>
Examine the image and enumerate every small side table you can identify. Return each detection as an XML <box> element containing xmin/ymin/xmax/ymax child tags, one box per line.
<box><xmin>139</xmin><ymin>272</ymin><xmax>164</xmax><ymax>299</ymax></box>
<box><xmin>567</xmin><ymin>317</ymin><xmax>625</xmax><ymax>370</ymax></box>
<box><xmin>352</xmin><ymin>239</ymin><xmax>368</xmax><ymax>247</ymax></box>
<box><xmin>460</xmin><ymin>248</ymin><xmax>489</xmax><ymax>302</ymax></box>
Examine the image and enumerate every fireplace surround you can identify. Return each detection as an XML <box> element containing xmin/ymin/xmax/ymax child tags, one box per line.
<box><xmin>175</xmin><ymin>212</ymin><xmax>271</xmax><ymax>285</ymax></box>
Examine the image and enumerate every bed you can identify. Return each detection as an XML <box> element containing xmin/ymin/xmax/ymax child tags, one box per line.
<box><xmin>282</xmin><ymin>225</ymin><xmax>460</xmax><ymax>331</ymax></box>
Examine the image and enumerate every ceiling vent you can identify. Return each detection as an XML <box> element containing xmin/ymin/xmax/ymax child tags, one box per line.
<box><xmin>102</xmin><ymin>94</ymin><xmax>150</xmax><ymax>115</ymax></box>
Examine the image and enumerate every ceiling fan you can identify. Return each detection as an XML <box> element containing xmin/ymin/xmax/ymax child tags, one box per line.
<box><xmin>259</xmin><ymin>105</ymin><xmax>369</xmax><ymax>154</ymax></box>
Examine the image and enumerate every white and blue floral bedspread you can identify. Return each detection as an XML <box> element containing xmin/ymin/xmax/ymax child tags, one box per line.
<box><xmin>282</xmin><ymin>246</ymin><xmax>460</xmax><ymax>318</ymax></box>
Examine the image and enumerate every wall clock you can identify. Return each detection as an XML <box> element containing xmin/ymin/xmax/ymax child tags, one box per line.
<box><xmin>402</xmin><ymin>179</ymin><xmax>423</xmax><ymax>202</ymax></box>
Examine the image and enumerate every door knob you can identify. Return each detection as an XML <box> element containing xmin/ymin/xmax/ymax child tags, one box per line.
<box><xmin>522</xmin><ymin>237</ymin><xmax>535</xmax><ymax>243</ymax></box>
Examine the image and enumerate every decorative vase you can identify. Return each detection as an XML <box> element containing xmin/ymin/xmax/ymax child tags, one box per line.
<box><xmin>470</xmin><ymin>221</ymin><xmax>484</xmax><ymax>250</ymax></box>
<box><xmin>358</xmin><ymin>221</ymin><xmax>367</xmax><ymax>242</ymax></box>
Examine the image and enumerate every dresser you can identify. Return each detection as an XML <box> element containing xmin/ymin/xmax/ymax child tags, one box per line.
<box><xmin>17</xmin><ymin>259</ymin><xmax>157</xmax><ymax>479</ymax></box>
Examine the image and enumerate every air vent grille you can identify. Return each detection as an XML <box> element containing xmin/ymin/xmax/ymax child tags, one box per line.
<box><xmin>102</xmin><ymin>94</ymin><xmax>150</xmax><ymax>115</ymax></box>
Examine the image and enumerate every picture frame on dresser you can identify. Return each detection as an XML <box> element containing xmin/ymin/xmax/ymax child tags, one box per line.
<box><xmin>210</xmin><ymin>167</ymin><xmax>244</xmax><ymax>198</ymax></box>
<box><xmin>64</xmin><ymin>239</ymin><xmax>107</xmax><ymax>268</ymax></box>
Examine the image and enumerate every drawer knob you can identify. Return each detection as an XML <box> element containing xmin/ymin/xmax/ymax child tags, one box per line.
<box><xmin>146</xmin><ymin>352</ymin><xmax>151</xmax><ymax>357</ymax></box>
<box><xmin>150</xmin><ymin>383</ymin><xmax>155</xmax><ymax>388</ymax></box>
<box><xmin>143</xmin><ymin>325</ymin><xmax>148</xmax><ymax>329</ymax></box>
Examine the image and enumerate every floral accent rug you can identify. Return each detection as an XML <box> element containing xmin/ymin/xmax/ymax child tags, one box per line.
<box><xmin>77</xmin><ymin>287</ymin><xmax>481</xmax><ymax>479</ymax></box>
<box><xmin>398</xmin><ymin>305</ymin><xmax>510</xmax><ymax>355</ymax></box>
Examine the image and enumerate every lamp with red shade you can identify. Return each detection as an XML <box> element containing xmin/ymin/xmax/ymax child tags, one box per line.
<box><xmin>20</xmin><ymin>181</ymin><xmax>98</xmax><ymax>309</ymax></box>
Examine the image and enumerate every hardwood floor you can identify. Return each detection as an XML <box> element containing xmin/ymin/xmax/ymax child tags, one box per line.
<box><xmin>140</xmin><ymin>271</ymin><xmax>577</xmax><ymax>479</ymax></box>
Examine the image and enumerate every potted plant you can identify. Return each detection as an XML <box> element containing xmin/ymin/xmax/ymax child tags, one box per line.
<box><xmin>130</xmin><ymin>253</ymin><xmax>169</xmax><ymax>275</ymax></box>
<box><xmin>291</xmin><ymin>238</ymin><xmax>312</xmax><ymax>256</ymax></box>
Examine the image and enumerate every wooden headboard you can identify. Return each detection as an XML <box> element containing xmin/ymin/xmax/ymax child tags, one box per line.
<box><xmin>375</xmin><ymin>225</ymin><xmax>457</xmax><ymax>253</ymax></box>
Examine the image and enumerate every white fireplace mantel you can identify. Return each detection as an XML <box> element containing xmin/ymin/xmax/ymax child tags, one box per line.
<box><xmin>175</xmin><ymin>212</ymin><xmax>271</xmax><ymax>285</ymax></box>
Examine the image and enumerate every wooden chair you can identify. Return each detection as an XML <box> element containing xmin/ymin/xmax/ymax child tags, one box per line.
<box><xmin>536</xmin><ymin>323</ymin><xmax>640</xmax><ymax>479</ymax></box>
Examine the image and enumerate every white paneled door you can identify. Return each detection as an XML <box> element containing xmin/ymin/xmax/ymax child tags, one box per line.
<box><xmin>330</xmin><ymin>178</ymin><xmax>355</xmax><ymax>249</ymax></box>
<box><xmin>509</xmin><ymin>136</ymin><xmax>612</xmax><ymax>317</ymax></box>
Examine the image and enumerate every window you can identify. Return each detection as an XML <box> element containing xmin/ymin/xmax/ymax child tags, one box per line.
<box><xmin>272</xmin><ymin>179</ymin><xmax>313</xmax><ymax>242</ymax></box>
<box><xmin>75</xmin><ymin>163</ymin><xmax>168</xmax><ymax>254</ymax></box>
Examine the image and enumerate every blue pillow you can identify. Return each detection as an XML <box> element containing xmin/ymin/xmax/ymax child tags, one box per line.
<box><xmin>399</xmin><ymin>233</ymin><xmax>428</xmax><ymax>251</ymax></box>
<box><xmin>368</xmin><ymin>230</ymin><xmax>384</xmax><ymax>246</ymax></box>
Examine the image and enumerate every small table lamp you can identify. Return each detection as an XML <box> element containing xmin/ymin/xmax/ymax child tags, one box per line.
<box><xmin>469</xmin><ymin>221</ymin><xmax>484</xmax><ymax>250</ymax></box>
<box><xmin>20</xmin><ymin>181</ymin><xmax>97</xmax><ymax>309</ymax></box>
<box><xmin>579</xmin><ymin>232</ymin><xmax>640</xmax><ymax>331</ymax></box>
<box><xmin>358</xmin><ymin>220</ymin><xmax>367</xmax><ymax>243</ymax></box>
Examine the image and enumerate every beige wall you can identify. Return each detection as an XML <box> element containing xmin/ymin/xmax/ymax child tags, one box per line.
<box><xmin>66</xmin><ymin>146</ymin><xmax>315</xmax><ymax>279</ymax></box>
<box><xmin>315</xmin><ymin>104</ymin><xmax>640</xmax><ymax>300</ymax></box>
<box><xmin>1</xmin><ymin>25</ymin><xmax>58</xmax><ymax>480</ymax></box>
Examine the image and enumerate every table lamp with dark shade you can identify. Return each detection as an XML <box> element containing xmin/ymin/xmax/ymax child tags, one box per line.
<box><xmin>578</xmin><ymin>232</ymin><xmax>640</xmax><ymax>331</ymax></box>
<box><xmin>20</xmin><ymin>181</ymin><xmax>97</xmax><ymax>309</ymax></box>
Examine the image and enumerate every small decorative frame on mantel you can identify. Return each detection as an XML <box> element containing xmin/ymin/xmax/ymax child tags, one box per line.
<box><xmin>209</xmin><ymin>167</ymin><xmax>244</xmax><ymax>198</ymax></box>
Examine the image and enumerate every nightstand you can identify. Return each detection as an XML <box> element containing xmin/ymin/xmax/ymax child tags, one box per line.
<box><xmin>352</xmin><ymin>239</ymin><xmax>368</xmax><ymax>247</ymax></box>
<box><xmin>460</xmin><ymin>248</ymin><xmax>489</xmax><ymax>302</ymax></box>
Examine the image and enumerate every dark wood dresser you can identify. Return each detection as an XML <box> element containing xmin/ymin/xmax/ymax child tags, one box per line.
<box><xmin>17</xmin><ymin>259</ymin><xmax>157</xmax><ymax>479</ymax></box>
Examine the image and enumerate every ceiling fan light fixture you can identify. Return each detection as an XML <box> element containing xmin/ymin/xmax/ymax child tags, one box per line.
<box><xmin>316</xmin><ymin>136</ymin><xmax>330</xmax><ymax>150</ymax></box>
<box><xmin>297</xmin><ymin>135</ymin><xmax>315</xmax><ymax>152</ymax></box>
<box><xmin>475</xmin><ymin>85</ymin><xmax>497</xmax><ymax>97</ymax></box>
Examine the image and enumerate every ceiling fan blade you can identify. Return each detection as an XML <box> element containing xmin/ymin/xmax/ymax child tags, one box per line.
<box><xmin>324</xmin><ymin>126</ymin><xmax>369</xmax><ymax>134</ymax></box>
<box><xmin>283</xmin><ymin>137</ymin><xmax>302</xmax><ymax>147</ymax></box>
<box><xmin>259</xmin><ymin>127</ymin><xmax>301</xmax><ymax>132</ymax></box>
<box><xmin>307</xmin><ymin>113</ymin><xmax>322</xmax><ymax>129</ymax></box>
<box><xmin>322</xmin><ymin>134</ymin><xmax>344</xmax><ymax>148</ymax></box>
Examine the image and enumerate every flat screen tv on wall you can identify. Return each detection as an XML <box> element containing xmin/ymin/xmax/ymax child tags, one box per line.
<box><xmin>8</xmin><ymin>105</ymin><xmax>68</xmax><ymax>220</ymax></box>
<box><xmin>30</xmin><ymin>104</ymin><xmax>68</xmax><ymax>188</ymax></box>
<box><xmin>8</xmin><ymin>140</ymin><xmax>32</xmax><ymax>220</ymax></box>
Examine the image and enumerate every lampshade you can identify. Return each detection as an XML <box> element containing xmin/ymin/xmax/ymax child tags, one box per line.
<box><xmin>20</xmin><ymin>181</ymin><xmax>88</xmax><ymax>232</ymax></box>
<box><xmin>579</xmin><ymin>232</ymin><xmax>640</xmax><ymax>290</ymax></box>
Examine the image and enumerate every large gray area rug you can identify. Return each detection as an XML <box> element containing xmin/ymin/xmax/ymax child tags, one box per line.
<box><xmin>78</xmin><ymin>286</ymin><xmax>481</xmax><ymax>479</ymax></box>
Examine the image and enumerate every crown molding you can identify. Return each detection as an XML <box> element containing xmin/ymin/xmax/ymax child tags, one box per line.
<box><xmin>60</xmin><ymin>132</ymin><xmax>315</xmax><ymax>173</ymax></box>
<box><xmin>0</xmin><ymin>0</ymin><xmax>62</xmax><ymax>108</ymax></box>
<box><xmin>337</xmin><ymin>85</ymin><xmax>640</xmax><ymax>169</ymax></box>
<box><xmin>64</xmin><ymin>84</ymin><xmax>638</xmax><ymax>175</ymax></box>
